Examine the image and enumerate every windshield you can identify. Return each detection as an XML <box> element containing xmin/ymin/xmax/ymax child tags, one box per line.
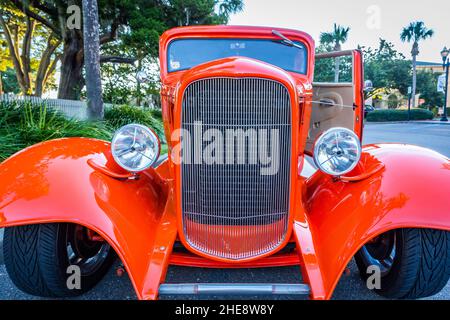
<box><xmin>167</xmin><ymin>38</ymin><xmax>307</xmax><ymax>74</ymax></box>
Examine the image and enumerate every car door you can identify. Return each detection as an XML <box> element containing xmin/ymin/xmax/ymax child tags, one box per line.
<box><xmin>306</xmin><ymin>50</ymin><xmax>364</xmax><ymax>153</ymax></box>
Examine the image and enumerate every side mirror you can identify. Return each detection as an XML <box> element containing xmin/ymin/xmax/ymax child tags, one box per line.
<box><xmin>136</xmin><ymin>71</ymin><xmax>150</xmax><ymax>83</ymax></box>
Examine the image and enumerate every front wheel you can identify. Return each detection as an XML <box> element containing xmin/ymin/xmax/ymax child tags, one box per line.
<box><xmin>355</xmin><ymin>228</ymin><xmax>450</xmax><ymax>299</ymax></box>
<box><xmin>3</xmin><ymin>223</ymin><xmax>115</xmax><ymax>298</ymax></box>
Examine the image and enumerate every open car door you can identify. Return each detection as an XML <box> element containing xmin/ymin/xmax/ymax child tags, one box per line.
<box><xmin>306</xmin><ymin>50</ymin><xmax>364</xmax><ymax>153</ymax></box>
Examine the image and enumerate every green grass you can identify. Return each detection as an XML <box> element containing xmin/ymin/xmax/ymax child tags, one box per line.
<box><xmin>0</xmin><ymin>101</ymin><xmax>167</xmax><ymax>161</ymax></box>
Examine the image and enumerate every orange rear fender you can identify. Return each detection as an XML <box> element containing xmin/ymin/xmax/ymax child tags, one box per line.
<box><xmin>303</xmin><ymin>144</ymin><xmax>450</xmax><ymax>299</ymax></box>
<box><xmin>0</xmin><ymin>138</ymin><xmax>176</xmax><ymax>300</ymax></box>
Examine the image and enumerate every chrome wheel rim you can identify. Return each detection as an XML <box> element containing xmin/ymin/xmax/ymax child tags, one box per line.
<box><xmin>360</xmin><ymin>231</ymin><xmax>397</xmax><ymax>277</ymax></box>
<box><xmin>66</xmin><ymin>225</ymin><xmax>111</xmax><ymax>276</ymax></box>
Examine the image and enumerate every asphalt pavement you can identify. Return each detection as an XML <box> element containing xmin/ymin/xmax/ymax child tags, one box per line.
<box><xmin>0</xmin><ymin>122</ymin><xmax>449</xmax><ymax>300</ymax></box>
<box><xmin>363</xmin><ymin>122</ymin><xmax>450</xmax><ymax>157</ymax></box>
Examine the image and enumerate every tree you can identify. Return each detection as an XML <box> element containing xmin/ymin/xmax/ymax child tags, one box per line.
<box><xmin>0</xmin><ymin>34</ymin><xmax>11</xmax><ymax>94</ymax></box>
<box><xmin>416</xmin><ymin>70</ymin><xmax>444</xmax><ymax>109</ymax></box>
<box><xmin>101</xmin><ymin>55</ymin><xmax>160</xmax><ymax>106</ymax></box>
<box><xmin>112</xmin><ymin>0</ymin><xmax>244</xmax><ymax>106</ymax></box>
<box><xmin>319</xmin><ymin>23</ymin><xmax>350</xmax><ymax>82</ymax></box>
<box><xmin>314</xmin><ymin>43</ymin><xmax>352</xmax><ymax>83</ymax></box>
<box><xmin>82</xmin><ymin>0</ymin><xmax>103</xmax><ymax>119</ymax></box>
<box><xmin>400</xmin><ymin>21</ymin><xmax>434</xmax><ymax>108</ymax></box>
<box><xmin>362</xmin><ymin>38</ymin><xmax>411</xmax><ymax>98</ymax></box>
<box><xmin>163</xmin><ymin>0</ymin><xmax>244</xmax><ymax>26</ymax></box>
<box><xmin>3</xmin><ymin>0</ymin><xmax>244</xmax><ymax>100</ymax></box>
<box><xmin>387</xmin><ymin>94</ymin><xmax>399</xmax><ymax>109</ymax></box>
<box><xmin>0</xmin><ymin>67</ymin><xmax>20</xmax><ymax>93</ymax></box>
<box><xmin>0</xmin><ymin>6</ymin><xmax>61</xmax><ymax>96</ymax></box>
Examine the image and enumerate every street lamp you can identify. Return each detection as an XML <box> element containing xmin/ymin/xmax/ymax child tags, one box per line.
<box><xmin>440</xmin><ymin>47</ymin><xmax>449</xmax><ymax>122</ymax></box>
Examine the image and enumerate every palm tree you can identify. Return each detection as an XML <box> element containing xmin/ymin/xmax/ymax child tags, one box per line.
<box><xmin>320</xmin><ymin>24</ymin><xmax>351</xmax><ymax>82</ymax></box>
<box><xmin>401</xmin><ymin>21</ymin><xmax>434</xmax><ymax>108</ymax></box>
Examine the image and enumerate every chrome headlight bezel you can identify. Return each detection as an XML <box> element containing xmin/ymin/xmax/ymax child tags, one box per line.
<box><xmin>313</xmin><ymin>127</ymin><xmax>362</xmax><ymax>176</ymax></box>
<box><xmin>111</xmin><ymin>124</ymin><xmax>161</xmax><ymax>173</ymax></box>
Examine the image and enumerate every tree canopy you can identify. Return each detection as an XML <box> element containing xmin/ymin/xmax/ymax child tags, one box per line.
<box><xmin>362</xmin><ymin>38</ymin><xmax>411</xmax><ymax>96</ymax></box>
<box><xmin>319</xmin><ymin>23</ymin><xmax>350</xmax><ymax>51</ymax></box>
<box><xmin>0</xmin><ymin>0</ymin><xmax>244</xmax><ymax>99</ymax></box>
<box><xmin>400</xmin><ymin>21</ymin><xmax>434</xmax><ymax>46</ymax></box>
<box><xmin>0</xmin><ymin>5</ymin><xmax>60</xmax><ymax>96</ymax></box>
<box><xmin>416</xmin><ymin>70</ymin><xmax>444</xmax><ymax>108</ymax></box>
<box><xmin>319</xmin><ymin>24</ymin><xmax>351</xmax><ymax>82</ymax></box>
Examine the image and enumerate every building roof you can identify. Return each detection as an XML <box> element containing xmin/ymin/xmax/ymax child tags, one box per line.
<box><xmin>416</xmin><ymin>61</ymin><xmax>443</xmax><ymax>67</ymax></box>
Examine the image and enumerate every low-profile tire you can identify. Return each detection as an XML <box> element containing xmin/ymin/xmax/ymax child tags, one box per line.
<box><xmin>3</xmin><ymin>223</ymin><xmax>115</xmax><ymax>298</ymax></box>
<box><xmin>355</xmin><ymin>228</ymin><xmax>450</xmax><ymax>299</ymax></box>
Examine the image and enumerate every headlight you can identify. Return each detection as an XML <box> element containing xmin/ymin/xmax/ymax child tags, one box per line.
<box><xmin>313</xmin><ymin>127</ymin><xmax>362</xmax><ymax>176</ymax></box>
<box><xmin>111</xmin><ymin>124</ymin><xmax>160</xmax><ymax>172</ymax></box>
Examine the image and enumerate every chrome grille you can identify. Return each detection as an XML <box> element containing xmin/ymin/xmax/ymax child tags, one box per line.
<box><xmin>181</xmin><ymin>78</ymin><xmax>291</xmax><ymax>260</ymax></box>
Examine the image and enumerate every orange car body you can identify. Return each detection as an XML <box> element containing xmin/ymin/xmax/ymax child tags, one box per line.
<box><xmin>1</xmin><ymin>26</ymin><xmax>449</xmax><ymax>300</ymax></box>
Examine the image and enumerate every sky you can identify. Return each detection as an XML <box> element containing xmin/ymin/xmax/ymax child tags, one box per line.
<box><xmin>229</xmin><ymin>0</ymin><xmax>450</xmax><ymax>62</ymax></box>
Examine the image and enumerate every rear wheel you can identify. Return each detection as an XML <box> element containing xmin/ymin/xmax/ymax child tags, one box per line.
<box><xmin>355</xmin><ymin>228</ymin><xmax>450</xmax><ymax>299</ymax></box>
<box><xmin>3</xmin><ymin>223</ymin><xmax>115</xmax><ymax>297</ymax></box>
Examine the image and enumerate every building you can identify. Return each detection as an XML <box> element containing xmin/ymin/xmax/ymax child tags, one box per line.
<box><xmin>416</xmin><ymin>61</ymin><xmax>446</xmax><ymax>74</ymax></box>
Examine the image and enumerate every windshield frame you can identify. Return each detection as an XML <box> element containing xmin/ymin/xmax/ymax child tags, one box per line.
<box><xmin>166</xmin><ymin>37</ymin><xmax>309</xmax><ymax>75</ymax></box>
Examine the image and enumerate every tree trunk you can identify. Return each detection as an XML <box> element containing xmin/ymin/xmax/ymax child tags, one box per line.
<box><xmin>82</xmin><ymin>0</ymin><xmax>104</xmax><ymax>120</ymax></box>
<box><xmin>334</xmin><ymin>43</ymin><xmax>341</xmax><ymax>83</ymax></box>
<box><xmin>35</xmin><ymin>57</ymin><xmax>59</xmax><ymax>97</ymax></box>
<box><xmin>21</xmin><ymin>17</ymin><xmax>35</xmax><ymax>94</ymax></box>
<box><xmin>0</xmin><ymin>16</ymin><xmax>29</xmax><ymax>95</ymax></box>
<box><xmin>136</xmin><ymin>58</ymin><xmax>142</xmax><ymax>106</ymax></box>
<box><xmin>58</xmin><ymin>30</ymin><xmax>84</xmax><ymax>100</ymax></box>
<box><xmin>35</xmin><ymin>36</ymin><xmax>61</xmax><ymax>97</ymax></box>
<box><xmin>334</xmin><ymin>58</ymin><xmax>340</xmax><ymax>83</ymax></box>
<box><xmin>0</xmin><ymin>14</ymin><xmax>62</xmax><ymax>97</ymax></box>
<box><xmin>411</xmin><ymin>42</ymin><xmax>419</xmax><ymax>109</ymax></box>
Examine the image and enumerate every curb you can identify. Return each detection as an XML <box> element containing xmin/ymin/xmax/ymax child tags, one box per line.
<box><xmin>366</xmin><ymin>121</ymin><xmax>450</xmax><ymax>125</ymax></box>
<box><xmin>0</xmin><ymin>228</ymin><xmax>3</xmax><ymax>265</ymax></box>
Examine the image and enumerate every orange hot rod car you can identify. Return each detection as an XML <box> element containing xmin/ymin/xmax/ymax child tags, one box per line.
<box><xmin>1</xmin><ymin>26</ymin><xmax>449</xmax><ymax>300</ymax></box>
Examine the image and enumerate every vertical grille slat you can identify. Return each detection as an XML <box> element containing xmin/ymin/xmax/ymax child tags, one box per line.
<box><xmin>181</xmin><ymin>78</ymin><xmax>292</xmax><ymax>260</ymax></box>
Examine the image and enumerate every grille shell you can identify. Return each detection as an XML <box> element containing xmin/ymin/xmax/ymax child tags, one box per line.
<box><xmin>181</xmin><ymin>77</ymin><xmax>292</xmax><ymax>260</ymax></box>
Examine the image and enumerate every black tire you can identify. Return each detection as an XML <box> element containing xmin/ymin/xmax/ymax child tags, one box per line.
<box><xmin>355</xmin><ymin>228</ymin><xmax>450</xmax><ymax>299</ymax></box>
<box><xmin>3</xmin><ymin>223</ymin><xmax>115</xmax><ymax>298</ymax></box>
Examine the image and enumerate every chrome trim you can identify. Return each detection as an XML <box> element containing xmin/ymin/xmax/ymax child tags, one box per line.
<box><xmin>181</xmin><ymin>77</ymin><xmax>292</xmax><ymax>260</ymax></box>
<box><xmin>159</xmin><ymin>283</ymin><xmax>310</xmax><ymax>295</ymax></box>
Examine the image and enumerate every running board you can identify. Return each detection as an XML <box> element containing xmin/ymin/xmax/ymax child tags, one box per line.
<box><xmin>159</xmin><ymin>283</ymin><xmax>310</xmax><ymax>296</ymax></box>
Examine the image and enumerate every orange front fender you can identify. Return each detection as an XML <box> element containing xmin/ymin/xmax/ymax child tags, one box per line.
<box><xmin>303</xmin><ymin>144</ymin><xmax>450</xmax><ymax>299</ymax></box>
<box><xmin>0</xmin><ymin>138</ymin><xmax>176</xmax><ymax>300</ymax></box>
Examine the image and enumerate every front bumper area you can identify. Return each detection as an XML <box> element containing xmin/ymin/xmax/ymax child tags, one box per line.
<box><xmin>159</xmin><ymin>283</ymin><xmax>310</xmax><ymax>296</ymax></box>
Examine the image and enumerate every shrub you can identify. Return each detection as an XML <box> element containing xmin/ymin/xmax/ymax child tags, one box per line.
<box><xmin>387</xmin><ymin>94</ymin><xmax>399</xmax><ymax>109</ymax></box>
<box><xmin>0</xmin><ymin>101</ymin><xmax>167</xmax><ymax>161</ymax></box>
<box><xmin>430</xmin><ymin>107</ymin><xmax>439</xmax><ymax>118</ymax></box>
<box><xmin>149</xmin><ymin>108</ymin><xmax>162</xmax><ymax>121</ymax></box>
<box><xmin>0</xmin><ymin>101</ymin><xmax>112</xmax><ymax>161</ymax></box>
<box><xmin>366</xmin><ymin>108</ymin><xmax>434</xmax><ymax>122</ymax></box>
<box><xmin>104</xmin><ymin>105</ymin><xmax>165</xmax><ymax>141</ymax></box>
